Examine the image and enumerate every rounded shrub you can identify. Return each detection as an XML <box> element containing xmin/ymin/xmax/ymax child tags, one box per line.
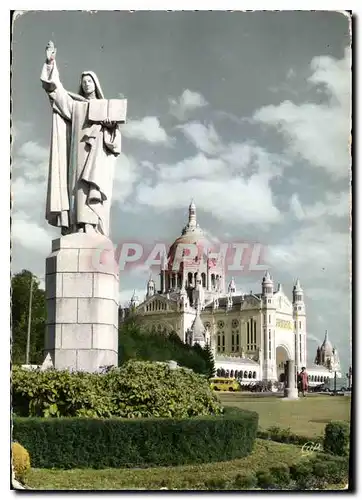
<box><xmin>12</xmin><ymin>361</ymin><xmax>223</xmax><ymax>419</ymax></box>
<box><xmin>269</xmin><ymin>464</ymin><xmax>290</xmax><ymax>487</ymax></box>
<box><xmin>256</xmin><ymin>470</ymin><xmax>276</xmax><ymax>489</ymax></box>
<box><xmin>105</xmin><ymin>360</ymin><xmax>223</xmax><ymax>418</ymax></box>
<box><xmin>12</xmin><ymin>442</ymin><xmax>30</xmax><ymax>483</ymax></box>
<box><xmin>323</xmin><ymin>421</ymin><xmax>350</xmax><ymax>456</ymax></box>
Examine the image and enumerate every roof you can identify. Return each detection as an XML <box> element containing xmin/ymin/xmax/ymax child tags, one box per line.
<box><xmin>191</xmin><ymin>312</ymin><xmax>206</xmax><ymax>341</ymax></box>
<box><xmin>215</xmin><ymin>355</ymin><xmax>259</xmax><ymax>366</ymax></box>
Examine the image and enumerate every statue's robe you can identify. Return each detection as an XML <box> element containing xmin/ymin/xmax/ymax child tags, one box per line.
<box><xmin>41</xmin><ymin>62</ymin><xmax>122</xmax><ymax>236</ymax></box>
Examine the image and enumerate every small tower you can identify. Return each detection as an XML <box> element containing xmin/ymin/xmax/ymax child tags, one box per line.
<box><xmin>188</xmin><ymin>199</ymin><xmax>197</xmax><ymax>230</ymax></box>
<box><xmin>192</xmin><ymin>272</ymin><xmax>205</xmax><ymax>310</ymax></box>
<box><xmin>228</xmin><ymin>277</ymin><xmax>236</xmax><ymax>295</ymax></box>
<box><xmin>146</xmin><ymin>275</ymin><xmax>155</xmax><ymax>299</ymax></box>
<box><xmin>130</xmin><ymin>290</ymin><xmax>139</xmax><ymax>309</ymax></box>
<box><xmin>262</xmin><ymin>271</ymin><xmax>274</xmax><ymax>296</ymax></box>
<box><xmin>261</xmin><ymin>271</ymin><xmax>276</xmax><ymax>381</ymax></box>
<box><xmin>293</xmin><ymin>278</ymin><xmax>306</xmax><ymax>371</ymax></box>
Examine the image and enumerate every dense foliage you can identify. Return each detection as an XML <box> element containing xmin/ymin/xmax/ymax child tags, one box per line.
<box><xmin>11</xmin><ymin>270</ymin><xmax>215</xmax><ymax>377</ymax></box>
<box><xmin>12</xmin><ymin>442</ymin><xmax>31</xmax><ymax>482</ymax></box>
<box><xmin>323</xmin><ymin>421</ymin><xmax>350</xmax><ymax>456</ymax></box>
<box><xmin>13</xmin><ymin>407</ymin><xmax>258</xmax><ymax>469</ymax></box>
<box><xmin>118</xmin><ymin>315</ymin><xmax>215</xmax><ymax>376</ymax></box>
<box><xmin>11</xmin><ymin>270</ymin><xmax>46</xmax><ymax>365</ymax></box>
<box><xmin>12</xmin><ymin>360</ymin><xmax>223</xmax><ymax>419</ymax></box>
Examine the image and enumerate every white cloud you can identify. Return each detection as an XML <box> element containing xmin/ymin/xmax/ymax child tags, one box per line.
<box><xmin>178</xmin><ymin>122</ymin><xmax>223</xmax><ymax>155</ymax></box>
<box><xmin>290</xmin><ymin>191</ymin><xmax>350</xmax><ymax>221</ymax></box>
<box><xmin>169</xmin><ymin>89</ymin><xmax>208</xmax><ymax>120</ymax></box>
<box><xmin>113</xmin><ymin>153</ymin><xmax>139</xmax><ymax>203</ymax></box>
<box><xmin>253</xmin><ymin>47</ymin><xmax>351</xmax><ymax>178</ymax></box>
<box><xmin>136</xmin><ymin>176</ymin><xmax>281</xmax><ymax>225</ymax></box>
<box><xmin>122</xmin><ymin>117</ymin><xmax>169</xmax><ymax>144</ymax></box>
<box><xmin>11</xmin><ymin>212</ymin><xmax>55</xmax><ymax>254</ymax></box>
<box><xmin>268</xmin><ymin>223</ymin><xmax>350</xmax><ymax>281</ymax></box>
<box><xmin>157</xmin><ymin>153</ymin><xmax>226</xmax><ymax>182</ymax></box>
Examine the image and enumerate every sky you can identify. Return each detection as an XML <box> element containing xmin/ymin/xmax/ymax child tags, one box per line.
<box><xmin>11</xmin><ymin>10</ymin><xmax>351</xmax><ymax>369</ymax></box>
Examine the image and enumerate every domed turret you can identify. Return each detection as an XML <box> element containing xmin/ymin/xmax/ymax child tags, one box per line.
<box><xmin>146</xmin><ymin>275</ymin><xmax>155</xmax><ymax>298</ymax></box>
<box><xmin>262</xmin><ymin>271</ymin><xmax>274</xmax><ymax>296</ymax></box>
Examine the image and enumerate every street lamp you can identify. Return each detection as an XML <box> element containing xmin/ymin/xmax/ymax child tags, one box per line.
<box><xmin>25</xmin><ymin>275</ymin><xmax>34</xmax><ymax>365</ymax></box>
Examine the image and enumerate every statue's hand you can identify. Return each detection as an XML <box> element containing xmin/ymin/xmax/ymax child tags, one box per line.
<box><xmin>102</xmin><ymin>119</ymin><xmax>117</xmax><ymax>129</ymax></box>
<box><xmin>45</xmin><ymin>41</ymin><xmax>56</xmax><ymax>64</ymax></box>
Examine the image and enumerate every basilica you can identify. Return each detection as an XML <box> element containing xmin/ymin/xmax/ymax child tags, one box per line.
<box><xmin>123</xmin><ymin>202</ymin><xmax>341</xmax><ymax>386</ymax></box>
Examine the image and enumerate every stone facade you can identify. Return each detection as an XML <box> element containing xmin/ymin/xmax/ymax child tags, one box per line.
<box><xmin>125</xmin><ymin>202</ymin><xmax>342</xmax><ymax>384</ymax></box>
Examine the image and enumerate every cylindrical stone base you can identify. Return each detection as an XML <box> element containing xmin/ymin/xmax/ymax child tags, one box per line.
<box><xmin>44</xmin><ymin>233</ymin><xmax>119</xmax><ymax>372</ymax></box>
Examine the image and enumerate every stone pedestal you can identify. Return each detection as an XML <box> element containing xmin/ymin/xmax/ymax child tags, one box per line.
<box><xmin>283</xmin><ymin>359</ymin><xmax>299</xmax><ymax>400</ymax></box>
<box><xmin>44</xmin><ymin>232</ymin><xmax>119</xmax><ymax>372</ymax></box>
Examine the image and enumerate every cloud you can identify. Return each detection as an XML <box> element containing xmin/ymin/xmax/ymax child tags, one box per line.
<box><xmin>290</xmin><ymin>191</ymin><xmax>350</xmax><ymax>221</ymax></box>
<box><xmin>122</xmin><ymin>117</ymin><xmax>169</xmax><ymax>144</ymax></box>
<box><xmin>169</xmin><ymin>89</ymin><xmax>208</xmax><ymax>120</ymax></box>
<box><xmin>135</xmin><ymin>176</ymin><xmax>281</xmax><ymax>225</ymax></box>
<box><xmin>157</xmin><ymin>153</ymin><xmax>226</xmax><ymax>182</ymax></box>
<box><xmin>113</xmin><ymin>153</ymin><xmax>140</xmax><ymax>203</ymax></box>
<box><xmin>11</xmin><ymin>212</ymin><xmax>55</xmax><ymax>254</ymax></box>
<box><xmin>268</xmin><ymin>223</ymin><xmax>349</xmax><ymax>282</ymax></box>
<box><xmin>178</xmin><ymin>122</ymin><xmax>223</xmax><ymax>155</ymax></box>
<box><xmin>253</xmin><ymin>47</ymin><xmax>351</xmax><ymax>178</ymax></box>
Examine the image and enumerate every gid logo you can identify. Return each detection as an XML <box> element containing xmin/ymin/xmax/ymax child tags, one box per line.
<box><xmin>301</xmin><ymin>441</ymin><xmax>323</xmax><ymax>455</ymax></box>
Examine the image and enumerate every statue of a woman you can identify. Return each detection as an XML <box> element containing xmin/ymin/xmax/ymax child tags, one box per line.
<box><xmin>41</xmin><ymin>41</ymin><xmax>124</xmax><ymax>237</ymax></box>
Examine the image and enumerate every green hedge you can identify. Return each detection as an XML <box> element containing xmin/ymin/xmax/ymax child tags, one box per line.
<box><xmin>13</xmin><ymin>407</ymin><xmax>258</xmax><ymax>469</ymax></box>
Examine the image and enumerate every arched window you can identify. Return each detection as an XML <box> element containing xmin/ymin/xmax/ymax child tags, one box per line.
<box><xmin>201</xmin><ymin>272</ymin><xmax>206</xmax><ymax>288</ymax></box>
<box><xmin>216</xmin><ymin>369</ymin><xmax>221</xmax><ymax>376</ymax></box>
<box><xmin>253</xmin><ymin>371</ymin><xmax>257</xmax><ymax>379</ymax></box>
<box><xmin>248</xmin><ymin>371</ymin><xmax>252</xmax><ymax>379</ymax></box>
<box><xmin>244</xmin><ymin>371</ymin><xmax>248</xmax><ymax>378</ymax></box>
<box><xmin>225</xmin><ymin>370</ymin><xmax>230</xmax><ymax>378</ymax></box>
<box><xmin>235</xmin><ymin>370</ymin><xmax>239</xmax><ymax>378</ymax></box>
<box><xmin>230</xmin><ymin>370</ymin><xmax>234</xmax><ymax>378</ymax></box>
<box><xmin>220</xmin><ymin>369</ymin><xmax>226</xmax><ymax>377</ymax></box>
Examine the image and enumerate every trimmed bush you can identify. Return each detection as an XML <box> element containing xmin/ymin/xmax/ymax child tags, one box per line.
<box><xmin>323</xmin><ymin>421</ymin><xmax>350</xmax><ymax>456</ymax></box>
<box><xmin>13</xmin><ymin>406</ymin><xmax>258</xmax><ymax>469</ymax></box>
<box><xmin>12</xmin><ymin>442</ymin><xmax>31</xmax><ymax>482</ymax></box>
<box><xmin>12</xmin><ymin>360</ymin><xmax>222</xmax><ymax>419</ymax></box>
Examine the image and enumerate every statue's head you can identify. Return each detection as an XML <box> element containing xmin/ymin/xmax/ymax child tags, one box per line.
<box><xmin>79</xmin><ymin>71</ymin><xmax>105</xmax><ymax>100</ymax></box>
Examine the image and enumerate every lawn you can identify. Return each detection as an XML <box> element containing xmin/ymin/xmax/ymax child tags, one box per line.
<box><xmin>218</xmin><ymin>393</ymin><xmax>351</xmax><ymax>437</ymax></box>
<box><xmin>25</xmin><ymin>439</ymin><xmax>304</xmax><ymax>490</ymax></box>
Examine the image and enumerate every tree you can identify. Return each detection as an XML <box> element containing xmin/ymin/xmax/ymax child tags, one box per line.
<box><xmin>202</xmin><ymin>343</ymin><xmax>216</xmax><ymax>379</ymax></box>
<box><xmin>118</xmin><ymin>317</ymin><xmax>209</xmax><ymax>375</ymax></box>
<box><xmin>11</xmin><ymin>270</ymin><xmax>46</xmax><ymax>365</ymax></box>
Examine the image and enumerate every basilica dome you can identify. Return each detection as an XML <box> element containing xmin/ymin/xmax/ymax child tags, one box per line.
<box><xmin>166</xmin><ymin>202</ymin><xmax>215</xmax><ymax>270</ymax></box>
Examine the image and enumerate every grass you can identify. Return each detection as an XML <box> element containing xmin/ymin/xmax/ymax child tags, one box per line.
<box><xmin>25</xmin><ymin>439</ymin><xmax>304</xmax><ymax>490</ymax></box>
<box><xmin>22</xmin><ymin>394</ymin><xmax>351</xmax><ymax>490</ymax></box>
<box><xmin>218</xmin><ymin>393</ymin><xmax>351</xmax><ymax>437</ymax></box>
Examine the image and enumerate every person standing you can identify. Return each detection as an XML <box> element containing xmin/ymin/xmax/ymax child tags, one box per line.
<box><xmin>298</xmin><ymin>367</ymin><xmax>308</xmax><ymax>397</ymax></box>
